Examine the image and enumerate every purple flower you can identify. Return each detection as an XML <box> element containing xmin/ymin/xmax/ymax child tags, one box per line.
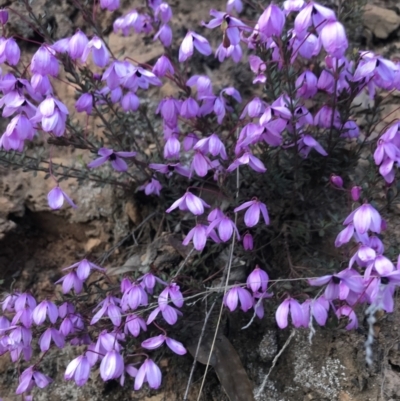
<box><xmin>14</xmin><ymin>293</ymin><xmax>37</xmax><ymax>312</ymax></box>
<box><xmin>296</xmin><ymin>71</ymin><xmax>318</xmax><ymax>99</ymax></box>
<box><xmin>100</xmin><ymin>350</ymin><xmax>124</xmax><ymax>381</ymax></box>
<box><xmin>182</xmin><ymin>224</ymin><xmax>208</xmax><ymax>251</ymax></box>
<box><xmin>31</xmin><ymin>46</ymin><xmax>59</xmax><ymax>76</ymax></box>
<box><xmin>179</xmin><ymin>31</ymin><xmax>212</xmax><ymax>62</ymax></box>
<box><xmin>163</xmin><ymin>134</ymin><xmax>181</xmax><ymax>159</ymax></box>
<box><xmin>87</xmin><ymin>148</ymin><xmax>136</xmax><ymax>172</ymax></box>
<box><xmin>314</xmin><ymin>105</ymin><xmax>341</xmax><ymax>129</ymax></box>
<box><xmin>243</xmin><ymin>233</ymin><xmax>253</xmax><ymax>250</ymax></box>
<box><xmin>16</xmin><ymin>366</ymin><xmax>52</xmax><ymax>394</ymax></box>
<box><xmin>320</xmin><ymin>20</ymin><xmax>348</xmax><ymax>58</ymax></box>
<box><xmin>124</xmin><ymin>314</ymin><xmax>147</xmax><ymax>337</ymax></box>
<box><xmin>301</xmin><ymin>297</ymin><xmax>329</xmax><ymax>326</ymax></box>
<box><xmin>152</xmin><ymin>55</ymin><xmax>174</xmax><ymax>77</ymax></box>
<box><xmin>0</xmin><ymin>9</ymin><xmax>8</xmax><ymax>24</ymax></box>
<box><xmin>149</xmin><ymin>162</ymin><xmax>189</xmax><ymax>177</ymax></box>
<box><xmin>166</xmin><ymin>192</ymin><xmax>210</xmax><ymax>215</ymax></box>
<box><xmin>186</xmin><ymin>75</ymin><xmax>213</xmax><ymax>98</ymax></box>
<box><xmin>335</xmin><ymin>305</ymin><xmax>358</xmax><ymax>330</ymax></box>
<box><xmin>224</xmin><ymin>286</ymin><xmax>253</xmax><ymax>312</ymax></box>
<box><xmin>180</xmin><ymin>97</ymin><xmax>199</xmax><ymax>119</ymax></box>
<box><xmin>147</xmin><ymin>304</ymin><xmax>182</xmax><ymax>325</ymax></box>
<box><xmin>249</xmin><ymin>55</ymin><xmax>267</xmax><ymax>84</ymax></box>
<box><xmin>206</xmin><ymin>213</ymin><xmax>240</xmax><ymax>242</ymax></box>
<box><xmin>297</xmin><ymin>134</ymin><xmax>328</xmax><ymax>158</ymax></box>
<box><xmin>47</xmin><ymin>186</ymin><xmax>77</xmax><ymax>210</ymax></box>
<box><xmin>32</xmin><ymin>300</ymin><xmax>58</xmax><ymax>325</ymax></box>
<box><xmin>75</xmin><ymin>93</ymin><xmax>93</xmax><ymax>114</ymax></box>
<box><xmin>158</xmin><ymin>284</ymin><xmax>184</xmax><ymax>308</ymax></box>
<box><xmin>154</xmin><ymin>24</ymin><xmax>173</xmax><ymax>47</ymax></box>
<box><xmin>226</xmin><ymin>0</ymin><xmax>243</xmax><ymax>13</ymax></box>
<box><xmin>81</xmin><ymin>36</ymin><xmax>110</xmax><ymax>67</ymax></box>
<box><xmin>65</xmin><ymin>355</ymin><xmax>91</xmax><ymax>386</ymax></box>
<box><xmin>351</xmin><ymin>186</ymin><xmax>361</xmax><ymax>201</ymax></box>
<box><xmin>330</xmin><ymin>174</ymin><xmax>343</xmax><ymax>188</ymax></box>
<box><xmin>294</xmin><ymin>2</ymin><xmax>336</xmax><ymax>39</ymax></box>
<box><xmin>194</xmin><ymin>133</ymin><xmax>227</xmax><ymax>159</ymax></box>
<box><xmin>68</xmin><ymin>30</ymin><xmax>88</xmax><ymax>59</ymax></box>
<box><xmin>202</xmin><ymin>10</ymin><xmax>248</xmax><ymax>47</ymax></box>
<box><xmin>343</xmin><ymin>203</ymin><xmax>382</xmax><ymax>235</ymax></box>
<box><xmin>139</xmin><ymin>178</ymin><xmax>162</xmax><ymax>196</ymax></box>
<box><xmin>0</xmin><ymin>37</ymin><xmax>20</xmax><ymax>65</ymax></box>
<box><xmin>156</xmin><ymin>97</ymin><xmax>181</xmax><ymax>127</ymax></box>
<box><xmin>227</xmin><ymin>152</ymin><xmax>267</xmax><ymax>173</ymax></box>
<box><xmin>63</xmin><ymin>258</ymin><xmax>105</xmax><ymax>280</ymax></box>
<box><xmin>31</xmin><ymin>95</ymin><xmax>69</xmax><ymax>137</ymax></box>
<box><xmin>247</xmin><ymin>266</ymin><xmax>269</xmax><ymax>293</ymax></box>
<box><xmin>308</xmin><ymin>269</ymin><xmax>364</xmax><ymax>300</ymax></box>
<box><xmin>134</xmin><ymin>359</ymin><xmax>162</xmax><ymax>390</ymax></box>
<box><xmin>121</xmin><ymin>91</ymin><xmax>140</xmax><ymax>112</ymax></box>
<box><xmin>142</xmin><ymin>334</ymin><xmax>187</xmax><ymax>355</ymax></box>
<box><xmin>100</xmin><ymin>0</ymin><xmax>120</xmax><ymax>11</ymax></box>
<box><xmin>39</xmin><ymin>327</ymin><xmax>65</xmax><ymax>352</ymax></box>
<box><xmin>258</xmin><ymin>4</ymin><xmax>285</xmax><ymax>37</ymax></box>
<box><xmin>121</xmin><ymin>282</ymin><xmax>148</xmax><ymax>311</ymax></box>
<box><xmin>55</xmin><ymin>271</ymin><xmax>83</xmax><ymax>294</ymax></box>
<box><xmin>234</xmin><ymin>199</ymin><xmax>270</xmax><ymax>227</ymax></box>
<box><xmin>334</xmin><ymin>224</ymin><xmax>354</xmax><ymax>247</ymax></box>
<box><xmin>91</xmin><ymin>295</ymin><xmax>121</xmax><ymax>326</ymax></box>
<box><xmin>275</xmin><ymin>298</ymin><xmax>304</xmax><ymax>328</ymax></box>
<box><xmin>155</xmin><ymin>3</ymin><xmax>173</xmax><ymax>23</ymax></box>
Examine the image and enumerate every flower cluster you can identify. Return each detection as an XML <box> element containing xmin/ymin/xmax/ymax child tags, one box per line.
<box><xmin>1</xmin><ymin>0</ymin><xmax>400</xmax><ymax>396</ymax></box>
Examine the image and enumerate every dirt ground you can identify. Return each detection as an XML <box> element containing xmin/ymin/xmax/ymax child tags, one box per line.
<box><xmin>2</xmin><ymin>0</ymin><xmax>400</xmax><ymax>400</ymax></box>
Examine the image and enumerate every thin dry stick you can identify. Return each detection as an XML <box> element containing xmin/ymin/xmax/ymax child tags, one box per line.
<box><xmin>255</xmin><ymin>329</ymin><xmax>296</xmax><ymax>400</ymax></box>
<box><xmin>183</xmin><ymin>299</ymin><xmax>217</xmax><ymax>401</ymax></box>
<box><xmin>195</xmin><ymin>133</ymin><xmax>241</xmax><ymax>401</ymax></box>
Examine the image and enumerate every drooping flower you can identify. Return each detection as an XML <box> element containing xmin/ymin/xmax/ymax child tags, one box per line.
<box><xmin>65</xmin><ymin>355</ymin><xmax>91</xmax><ymax>386</ymax></box>
<box><xmin>224</xmin><ymin>286</ymin><xmax>253</xmax><ymax>312</ymax></box>
<box><xmin>81</xmin><ymin>36</ymin><xmax>110</xmax><ymax>67</ymax></box>
<box><xmin>134</xmin><ymin>359</ymin><xmax>162</xmax><ymax>390</ymax></box>
<box><xmin>16</xmin><ymin>366</ymin><xmax>52</xmax><ymax>394</ymax></box>
<box><xmin>75</xmin><ymin>93</ymin><xmax>93</xmax><ymax>114</ymax></box>
<box><xmin>227</xmin><ymin>152</ymin><xmax>267</xmax><ymax>173</ymax></box>
<box><xmin>90</xmin><ymin>295</ymin><xmax>122</xmax><ymax>326</ymax></box>
<box><xmin>100</xmin><ymin>350</ymin><xmax>124</xmax><ymax>381</ymax></box>
<box><xmin>87</xmin><ymin>148</ymin><xmax>136</xmax><ymax>172</ymax></box>
<box><xmin>343</xmin><ymin>203</ymin><xmax>382</xmax><ymax>235</ymax></box>
<box><xmin>247</xmin><ymin>266</ymin><xmax>269</xmax><ymax>293</ymax></box>
<box><xmin>142</xmin><ymin>334</ymin><xmax>187</xmax><ymax>355</ymax></box>
<box><xmin>258</xmin><ymin>4</ymin><xmax>285</xmax><ymax>38</ymax></box>
<box><xmin>68</xmin><ymin>30</ymin><xmax>88</xmax><ymax>60</ymax></box>
<box><xmin>152</xmin><ymin>55</ymin><xmax>174</xmax><ymax>77</ymax></box>
<box><xmin>38</xmin><ymin>327</ymin><xmax>65</xmax><ymax>352</ymax></box>
<box><xmin>166</xmin><ymin>192</ymin><xmax>210</xmax><ymax>215</ymax></box>
<box><xmin>179</xmin><ymin>31</ymin><xmax>212</xmax><ymax>62</ymax></box>
<box><xmin>31</xmin><ymin>95</ymin><xmax>69</xmax><ymax>137</ymax></box>
<box><xmin>320</xmin><ymin>20</ymin><xmax>348</xmax><ymax>58</ymax></box>
<box><xmin>47</xmin><ymin>186</ymin><xmax>77</xmax><ymax>210</ymax></box>
<box><xmin>62</xmin><ymin>258</ymin><xmax>105</xmax><ymax>280</ymax></box>
<box><xmin>234</xmin><ymin>199</ymin><xmax>270</xmax><ymax>227</ymax></box>
<box><xmin>275</xmin><ymin>298</ymin><xmax>305</xmax><ymax>328</ymax></box>
<box><xmin>32</xmin><ymin>300</ymin><xmax>58</xmax><ymax>325</ymax></box>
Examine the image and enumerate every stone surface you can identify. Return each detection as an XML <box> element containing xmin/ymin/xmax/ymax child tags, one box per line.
<box><xmin>363</xmin><ymin>5</ymin><xmax>400</xmax><ymax>39</ymax></box>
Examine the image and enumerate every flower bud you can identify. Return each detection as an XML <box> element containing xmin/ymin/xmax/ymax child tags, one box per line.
<box><xmin>330</xmin><ymin>174</ymin><xmax>343</xmax><ymax>188</ymax></box>
<box><xmin>351</xmin><ymin>186</ymin><xmax>361</xmax><ymax>201</ymax></box>
<box><xmin>0</xmin><ymin>9</ymin><xmax>8</xmax><ymax>24</ymax></box>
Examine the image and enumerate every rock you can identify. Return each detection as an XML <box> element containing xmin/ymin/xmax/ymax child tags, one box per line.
<box><xmin>363</xmin><ymin>5</ymin><xmax>400</xmax><ymax>39</ymax></box>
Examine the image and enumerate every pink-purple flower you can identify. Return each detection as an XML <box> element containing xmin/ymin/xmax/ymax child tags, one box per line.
<box><xmin>87</xmin><ymin>148</ymin><xmax>136</xmax><ymax>172</ymax></box>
